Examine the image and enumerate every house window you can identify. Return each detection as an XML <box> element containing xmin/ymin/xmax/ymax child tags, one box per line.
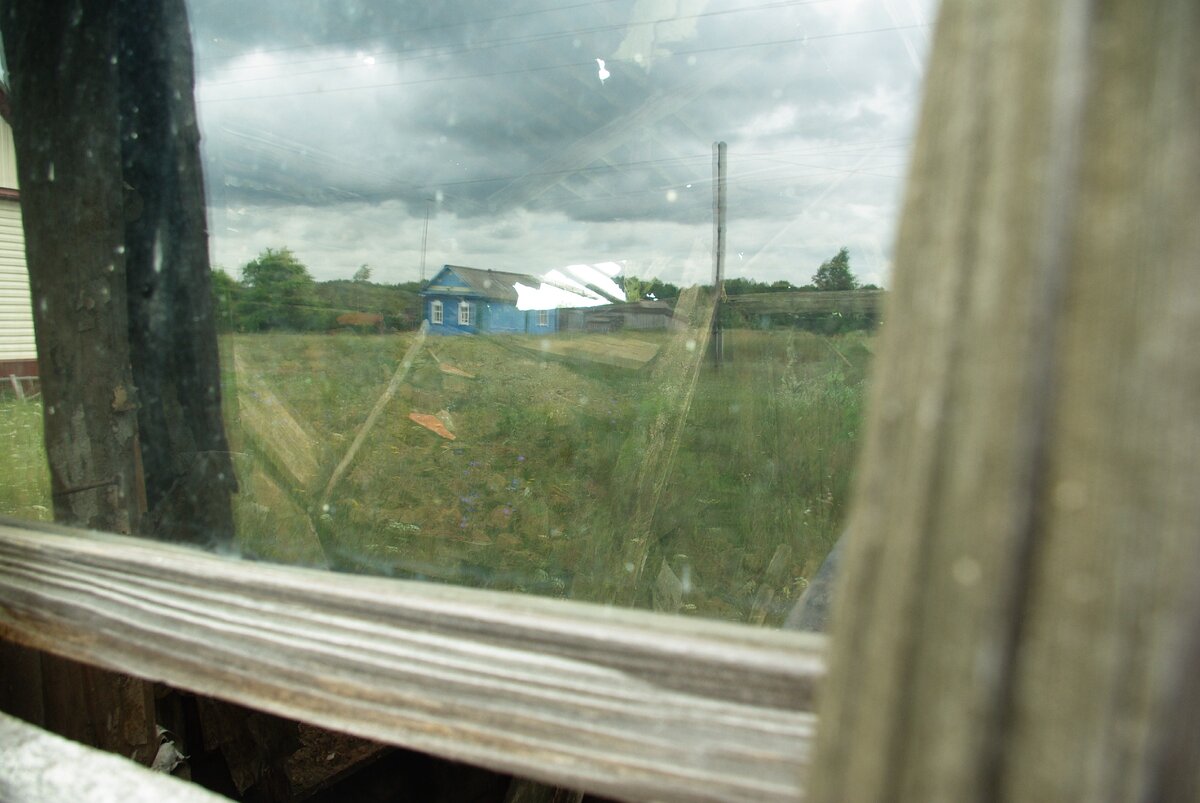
<box><xmin>538</xmin><ymin>309</ymin><xmax>549</xmax><ymax>327</ymax></box>
<box><xmin>430</xmin><ymin>299</ymin><xmax>442</xmax><ymax>324</ymax></box>
<box><xmin>458</xmin><ymin>301</ymin><xmax>472</xmax><ymax>326</ymax></box>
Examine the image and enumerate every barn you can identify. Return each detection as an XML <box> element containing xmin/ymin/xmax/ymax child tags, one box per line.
<box><xmin>0</xmin><ymin>86</ymin><xmax>35</xmax><ymax>380</ymax></box>
<box><xmin>420</xmin><ymin>265</ymin><xmax>561</xmax><ymax>335</ymax></box>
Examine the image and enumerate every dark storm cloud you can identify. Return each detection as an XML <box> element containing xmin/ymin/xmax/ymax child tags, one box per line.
<box><xmin>187</xmin><ymin>0</ymin><xmax>935</xmax><ymax>284</ymax></box>
<box><xmin>191</xmin><ymin>0</ymin><xmax>927</xmax><ymax>216</ymax></box>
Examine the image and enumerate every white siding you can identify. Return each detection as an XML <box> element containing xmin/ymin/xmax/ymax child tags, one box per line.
<box><xmin>0</xmin><ymin>118</ymin><xmax>18</xmax><ymax>191</ymax></box>
<box><xmin>0</xmin><ymin>199</ymin><xmax>34</xmax><ymax>363</ymax></box>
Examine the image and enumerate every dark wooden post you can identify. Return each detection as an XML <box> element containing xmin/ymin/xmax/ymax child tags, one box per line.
<box><xmin>1</xmin><ymin>0</ymin><xmax>157</xmax><ymax>763</ymax></box>
<box><xmin>807</xmin><ymin>0</ymin><xmax>1200</xmax><ymax>800</ymax></box>
<box><xmin>2</xmin><ymin>0</ymin><xmax>141</xmax><ymax>536</ymax></box>
<box><xmin>1</xmin><ymin>0</ymin><xmax>238</xmax><ymax>766</ymax></box>
<box><xmin>118</xmin><ymin>0</ymin><xmax>236</xmax><ymax>547</ymax></box>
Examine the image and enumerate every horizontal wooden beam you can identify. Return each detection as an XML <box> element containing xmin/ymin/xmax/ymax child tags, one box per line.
<box><xmin>0</xmin><ymin>518</ymin><xmax>822</xmax><ymax>802</ymax></box>
<box><xmin>723</xmin><ymin>289</ymin><xmax>884</xmax><ymax>315</ymax></box>
<box><xmin>0</xmin><ymin>710</ymin><xmax>230</xmax><ymax>802</ymax></box>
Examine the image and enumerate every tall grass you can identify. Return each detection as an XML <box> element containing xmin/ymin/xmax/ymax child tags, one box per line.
<box><xmin>0</xmin><ymin>328</ymin><xmax>872</xmax><ymax>626</ymax></box>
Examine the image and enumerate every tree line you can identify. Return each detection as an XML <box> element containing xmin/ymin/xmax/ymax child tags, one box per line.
<box><xmin>621</xmin><ymin>247</ymin><xmax>882</xmax><ymax>333</ymax></box>
<box><xmin>212</xmin><ymin>248</ymin><xmax>423</xmax><ymax>333</ymax></box>
<box><xmin>214</xmin><ymin>246</ymin><xmax>880</xmax><ymax>334</ymax></box>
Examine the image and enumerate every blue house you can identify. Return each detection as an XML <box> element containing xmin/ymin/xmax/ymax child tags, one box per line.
<box><xmin>421</xmin><ymin>265</ymin><xmax>560</xmax><ymax>335</ymax></box>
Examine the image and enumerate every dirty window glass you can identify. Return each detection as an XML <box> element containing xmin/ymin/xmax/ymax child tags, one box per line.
<box><xmin>1</xmin><ymin>0</ymin><xmax>933</xmax><ymax>626</ymax></box>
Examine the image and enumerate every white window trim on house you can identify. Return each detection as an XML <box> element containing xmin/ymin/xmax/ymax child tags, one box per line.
<box><xmin>430</xmin><ymin>299</ymin><xmax>443</xmax><ymax>325</ymax></box>
<box><xmin>538</xmin><ymin>309</ymin><xmax>549</xmax><ymax>327</ymax></box>
<box><xmin>459</xmin><ymin>301</ymin><xmax>472</xmax><ymax>326</ymax></box>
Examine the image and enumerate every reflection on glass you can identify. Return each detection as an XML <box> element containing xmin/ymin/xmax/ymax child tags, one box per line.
<box><xmin>0</xmin><ymin>0</ymin><xmax>933</xmax><ymax>626</ymax></box>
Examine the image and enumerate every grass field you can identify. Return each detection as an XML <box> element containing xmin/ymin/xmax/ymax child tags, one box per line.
<box><xmin>0</xmin><ymin>396</ymin><xmax>51</xmax><ymax>522</ymax></box>
<box><xmin>0</xmin><ymin>325</ymin><xmax>872</xmax><ymax>626</ymax></box>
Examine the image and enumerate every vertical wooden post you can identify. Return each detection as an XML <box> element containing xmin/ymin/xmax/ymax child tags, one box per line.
<box><xmin>3</xmin><ymin>0</ymin><xmax>141</xmax><ymax>536</ymax></box>
<box><xmin>0</xmin><ymin>0</ymin><xmax>157</xmax><ymax>762</ymax></box>
<box><xmin>807</xmin><ymin>1</ymin><xmax>1200</xmax><ymax>801</ymax></box>
<box><xmin>119</xmin><ymin>0</ymin><xmax>237</xmax><ymax>548</ymax></box>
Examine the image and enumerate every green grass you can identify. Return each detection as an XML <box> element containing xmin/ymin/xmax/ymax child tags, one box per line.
<box><xmin>0</xmin><ymin>327</ymin><xmax>873</xmax><ymax>626</ymax></box>
<box><xmin>226</xmin><ymin>327</ymin><xmax>872</xmax><ymax>624</ymax></box>
<box><xmin>0</xmin><ymin>397</ymin><xmax>52</xmax><ymax>522</ymax></box>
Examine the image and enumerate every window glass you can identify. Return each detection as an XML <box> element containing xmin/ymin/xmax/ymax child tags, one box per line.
<box><xmin>1</xmin><ymin>0</ymin><xmax>934</xmax><ymax>626</ymax></box>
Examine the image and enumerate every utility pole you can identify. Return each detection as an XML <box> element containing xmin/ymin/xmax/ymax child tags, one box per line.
<box><xmin>419</xmin><ymin>199</ymin><xmax>431</xmax><ymax>283</ymax></box>
<box><xmin>711</xmin><ymin>141</ymin><xmax>726</xmax><ymax>367</ymax></box>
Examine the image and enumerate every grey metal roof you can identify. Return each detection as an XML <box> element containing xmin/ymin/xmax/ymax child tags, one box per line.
<box><xmin>428</xmin><ymin>265</ymin><xmax>542</xmax><ymax>303</ymax></box>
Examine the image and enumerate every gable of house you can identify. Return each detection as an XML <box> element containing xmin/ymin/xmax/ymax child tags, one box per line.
<box><xmin>423</xmin><ymin>265</ymin><xmax>539</xmax><ymax>303</ymax></box>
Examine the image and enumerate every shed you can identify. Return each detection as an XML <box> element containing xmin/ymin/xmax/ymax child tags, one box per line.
<box><xmin>0</xmin><ymin>87</ymin><xmax>35</xmax><ymax>379</ymax></box>
<box><xmin>559</xmin><ymin>300</ymin><xmax>675</xmax><ymax>333</ymax></box>
<box><xmin>420</xmin><ymin>265</ymin><xmax>561</xmax><ymax>335</ymax></box>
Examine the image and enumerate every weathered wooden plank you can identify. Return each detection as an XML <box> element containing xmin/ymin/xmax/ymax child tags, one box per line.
<box><xmin>0</xmin><ymin>518</ymin><xmax>822</xmax><ymax>803</ymax></box>
<box><xmin>807</xmin><ymin>1</ymin><xmax>1200</xmax><ymax>802</ymax></box>
<box><xmin>0</xmin><ymin>710</ymin><xmax>231</xmax><ymax>803</ymax></box>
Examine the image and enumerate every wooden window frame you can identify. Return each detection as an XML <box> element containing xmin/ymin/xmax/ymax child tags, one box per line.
<box><xmin>7</xmin><ymin>1</ymin><xmax>1196</xmax><ymax>800</ymax></box>
<box><xmin>538</xmin><ymin>309</ymin><xmax>549</xmax><ymax>327</ymax></box>
<box><xmin>431</xmin><ymin>299</ymin><xmax>443</xmax><ymax>325</ymax></box>
<box><xmin>458</xmin><ymin>300</ymin><xmax>472</xmax><ymax>326</ymax></box>
<box><xmin>0</xmin><ymin>516</ymin><xmax>824</xmax><ymax>802</ymax></box>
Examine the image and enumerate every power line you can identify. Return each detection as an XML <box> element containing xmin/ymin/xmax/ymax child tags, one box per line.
<box><xmin>417</xmin><ymin>146</ymin><xmax>908</xmax><ymax>191</ymax></box>
<box><xmin>194</xmin><ymin>0</ymin><xmax>628</xmax><ymax>62</ymax></box>
<box><xmin>203</xmin><ymin>0</ymin><xmax>836</xmax><ymax>86</ymax></box>
<box><xmin>196</xmin><ymin>23</ymin><xmax>931</xmax><ymax>104</ymax></box>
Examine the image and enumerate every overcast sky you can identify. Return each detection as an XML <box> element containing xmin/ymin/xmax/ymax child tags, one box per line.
<box><xmin>187</xmin><ymin>0</ymin><xmax>937</xmax><ymax>287</ymax></box>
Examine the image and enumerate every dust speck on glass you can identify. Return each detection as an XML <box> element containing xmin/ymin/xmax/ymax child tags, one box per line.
<box><xmin>3</xmin><ymin>0</ymin><xmax>934</xmax><ymax>626</ymax></box>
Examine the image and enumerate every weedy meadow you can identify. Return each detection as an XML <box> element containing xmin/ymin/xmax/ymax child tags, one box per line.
<box><xmin>2</xmin><ymin>327</ymin><xmax>871</xmax><ymax>626</ymax></box>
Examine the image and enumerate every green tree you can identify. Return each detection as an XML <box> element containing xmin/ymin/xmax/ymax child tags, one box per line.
<box><xmin>238</xmin><ymin>247</ymin><xmax>322</xmax><ymax>331</ymax></box>
<box><xmin>210</xmin><ymin>268</ymin><xmax>240</xmax><ymax>331</ymax></box>
<box><xmin>812</xmin><ymin>247</ymin><xmax>858</xmax><ymax>291</ymax></box>
<box><xmin>618</xmin><ymin>275</ymin><xmax>681</xmax><ymax>302</ymax></box>
<box><xmin>352</xmin><ymin>264</ymin><xmax>372</xmax><ymax>283</ymax></box>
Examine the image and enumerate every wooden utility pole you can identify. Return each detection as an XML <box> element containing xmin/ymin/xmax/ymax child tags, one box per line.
<box><xmin>711</xmin><ymin>141</ymin><xmax>726</xmax><ymax>367</ymax></box>
<box><xmin>419</xmin><ymin>199</ymin><xmax>431</xmax><ymax>283</ymax></box>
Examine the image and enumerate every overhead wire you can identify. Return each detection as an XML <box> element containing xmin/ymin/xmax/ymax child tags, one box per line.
<box><xmin>194</xmin><ymin>0</ymin><xmax>631</xmax><ymax>63</ymax></box>
<box><xmin>203</xmin><ymin>0</ymin><xmax>837</xmax><ymax>83</ymax></box>
<box><xmin>196</xmin><ymin>23</ymin><xmax>932</xmax><ymax>104</ymax></box>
